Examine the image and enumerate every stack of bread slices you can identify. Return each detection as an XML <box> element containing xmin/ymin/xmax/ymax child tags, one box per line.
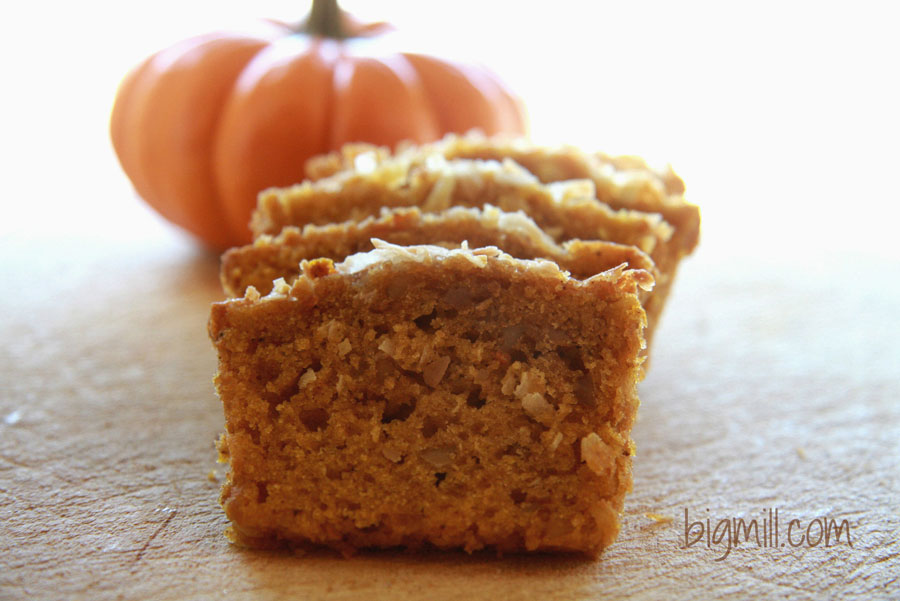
<box><xmin>209</xmin><ymin>132</ymin><xmax>699</xmax><ymax>557</ymax></box>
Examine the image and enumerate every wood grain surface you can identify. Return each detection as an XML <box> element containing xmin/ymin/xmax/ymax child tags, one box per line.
<box><xmin>3</xmin><ymin>2</ymin><xmax>900</xmax><ymax>598</ymax></box>
<box><xmin>1</xmin><ymin>201</ymin><xmax>898</xmax><ymax>600</ymax></box>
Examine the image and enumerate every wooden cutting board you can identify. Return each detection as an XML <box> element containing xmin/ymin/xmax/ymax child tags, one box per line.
<box><xmin>1</xmin><ymin>205</ymin><xmax>898</xmax><ymax>600</ymax></box>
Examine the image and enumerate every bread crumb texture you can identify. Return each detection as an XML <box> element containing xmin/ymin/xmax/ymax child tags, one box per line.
<box><xmin>210</xmin><ymin>133</ymin><xmax>700</xmax><ymax>557</ymax></box>
<box><xmin>210</xmin><ymin>243</ymin><xmax>647</xmax><ymax>556</ymax></box>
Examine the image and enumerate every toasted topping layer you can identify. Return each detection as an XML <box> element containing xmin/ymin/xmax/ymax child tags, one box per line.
<box><xmin>308</xmin><ymin>131</ymin><xmax>686</xmax><ymax>202</ymax></box>
<box><xmin>252</xmin><ymin>154</ymin><xmax>672</xmax><ymax>254</ymax></box>
<box><xmin>305</xmin><ymin>131</ymin><xmax>700</xmax><ymax>255</ymax></box>
<box><xmin>241</xmin><ymin>240</ymin><xmax>653</xmax><ymax>305</ymax></box>
<box><xmin>222</xmin><ymin>205</ymin><xmax>658</xmax><ymax>298</ymax></box>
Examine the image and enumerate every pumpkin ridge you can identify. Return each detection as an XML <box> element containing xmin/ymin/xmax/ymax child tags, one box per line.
<box><xmin>110</xmin><ymin>5</ymin><xmax>526</xmax><ymax>249</ymax></box>
<box><xmin>133</xmin><ymin>35</ymin><xmax>226</xmax><ymax>239</ymax></box>
<box><xmin>110</xmin><ymin>58</ymin><xmax>159</xmax><ymax>213</ymax></box>
<box><xmin>318</xmin><ymin>39</ymin><xmax>341</xmax><ymax>177</ymax></box>
<box><xmin>402</xmin><ymin>53</ymin><xmax>502</xmax><ymax>137</ymax></box>
<box><xmin>328</xmin><ymin>53</ymin><xmax>437</xmax><ymax>149</ymax></box>
<box><xmin>146</xmin><ymin>35</ymin><xmax>267</xmax><ymax>249</ymax></box>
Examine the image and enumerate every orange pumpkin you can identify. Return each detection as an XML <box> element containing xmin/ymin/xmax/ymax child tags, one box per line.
<box><xmin>110</xmin><ymin>0</ymin><xmax>528</xmax><ymax>249</ymax></box>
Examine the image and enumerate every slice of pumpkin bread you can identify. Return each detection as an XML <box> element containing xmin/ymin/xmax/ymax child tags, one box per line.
<box><xmin>251</xmin><ymin>157</ymin><xmax>671</xmax><ymax>251</ymax></box>
<box><xmin>306</xmin><ymin>131</ymin><xmax>699</xmax><ymax>259</ymax></box>
<box><xmin>251</xmin><ymin>157</ymin><xmax>674</xmax><ymax>341</ymax></box>
<box><xmin>304</xmin><ymin>133</ymin><xmax>699</xmax><ymax>332</ymax></box>
<box><xmin>222</xmin><ymin>205</ymin><xmax>656</xmax><ymax>298</ymax></box>
<box><xmin>209</xmin><ymin>241</ymin><xmax>652</xmax><ymax>556</ymax></box>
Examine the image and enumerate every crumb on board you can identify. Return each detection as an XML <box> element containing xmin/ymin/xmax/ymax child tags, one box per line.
<box><xmin>644</xmin><ymin>512</ymin><xmax>673</xmax><ymax>524</ymax></box>
<box><xmin>796</xmin><ymin>447</ymin><xmax>807</xmax><ymax>460</ymax></box>
<box><xmin>207</xmin><ymin>470</ymin><xmax>218</xmax><ymax>482</ymax></box>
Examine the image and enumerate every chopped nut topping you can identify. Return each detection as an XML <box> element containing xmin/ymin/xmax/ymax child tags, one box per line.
<box><xmin>521</xmin><ymin>392</ymin><xmax>553</xmax><ymax>421</ymax></box>
<box><xmin>297</xmin><ymin>368</ymin><xmax>317</xmax><ymax>390</ymax></box>
<box><xmin>514</xmin><ymin>369</ymin><xmax>546</xmax><ymax>399</ymax></box>
<box><xmin>382</xmin><ymin>447</ymin><xmax>403</xmax><ymax>463</ymax></box>
<box><xmin>272</xmin><ymin>278</ymin><xmax>291</xmax><ymax>295</ymax></box>
<box><xmin>459</xmin><ymin>252</ymin><xmax>488</xmax><ymax>268</ymax></box>
<box><xmin>245</xmin><ymin>286</ymin><xmax>260</xmax><ymax>302</ymax></box>
<box><xmin>419</xmin><ymin>446</ymin><xmax>454</xmax><ymax>468</ymax></box>
<box><xmin>550</xmin><ymin>431</ymin><xmax>564</xmax><ymax>451</ymax></box>
<box><xmin>377</xmin><ymin>337</ymin><xmax>396</xmax><ymax>357</ymax></box>
<box><xmin>500</xmin><ymin>363</ymin><xmax>520</xmax><ymax>395</ymax></box>
<box><xmin>581</xmin><ymin>432</ymin><xmax>615</xmax><ymax>477</ymax></box>
<box><xmin>423</xmin><ymin>356</ymin><xmax>451</xmax><ymax>388</ymax></box>
<box><xmin>423</xmin><ymin>174</ymin><xmax>455</xmax><ymax>211</ymax></box>
<box><xmin>326</xmin><ymin>320</ymin><xmax>343</xmax><ymax>342</ymax></box>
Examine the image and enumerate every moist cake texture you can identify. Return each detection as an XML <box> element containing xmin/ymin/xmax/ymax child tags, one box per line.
<box><xmin>251</xmin><ymin>155</ymin><xmax>675</xmax><ymax>340</ymax></box>
<box><xmin>222</xmin><ymin>205</ymin><xmax>656</xmax><ymax>298</ymax></box>
<box><xmin>209</xmin><ymin>242</ymin><xmax>652</xmax><ymax>556</ymax></box>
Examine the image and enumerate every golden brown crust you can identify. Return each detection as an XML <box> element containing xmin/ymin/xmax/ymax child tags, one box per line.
<box><xmin>251</xmin><ymin>155</ymin><xmax>675</xmax><ymax>344</ymax></box>
<box><xmin>210</xmin><ymin>243</ymin><xmax>647</xmax><ymax>556</ymax></box>
<box><xmin>223</xmin><ymin>205</ymin><xmax>657</xmax><ymax>298</ymax></box>
<box><xmin>306</xmin><ymin>131</ymin><xmax>700</xmax><ymax>256</ymax></box>
<box><xmin>253</xmin><ymin>156</ymin><xmax>671</xmax><ymax>250</ymax></box>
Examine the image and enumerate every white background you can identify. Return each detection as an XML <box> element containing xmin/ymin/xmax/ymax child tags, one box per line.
<box><xmin>1</xmin><ymin>1</ymin><xmax>898</xmax><ymax>260</ymax></box>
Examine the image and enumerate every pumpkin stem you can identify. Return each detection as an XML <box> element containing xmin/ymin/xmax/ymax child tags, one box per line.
<box><xmin>303</xmin><ymin>0</ymin><xmax>345</xmax><ymax>39</ymax></box>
